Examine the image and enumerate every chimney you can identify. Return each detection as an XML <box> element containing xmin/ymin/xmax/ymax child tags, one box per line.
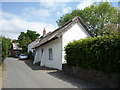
<box><xmin>43</xmin><ymin>28</ymin><xmax>46</xmax><ymax>36</ymax></box>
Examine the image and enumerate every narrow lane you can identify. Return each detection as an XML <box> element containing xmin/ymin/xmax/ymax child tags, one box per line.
<box><xmin>3</xmin><ymin>58</ymin><xmax>78</xmax><ymax>88</ymax></box>
<box><xmin>3</xmin><ymin>58</ymin><xmax>102</xmax><ymax>88</ymax></box>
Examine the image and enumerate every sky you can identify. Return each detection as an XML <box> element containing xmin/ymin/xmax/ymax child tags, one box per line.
<box><xmin>0</xmin><ymin>0</ymin><xmax>119</xmax><ymax>39</ymax></box>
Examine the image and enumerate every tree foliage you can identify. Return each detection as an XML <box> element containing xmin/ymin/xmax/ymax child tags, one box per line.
<box><xmin>0</xmin><ymin>36</ymin><xmax>11</xmax><ymax>63</ymax></box>
<box><xmin>26</xmin><ymin>30</ymin><xmax>40</xmax><ymax>41</ymax></box>
<box><xmin>18</xmin><ymin>30</ymin><xmax>40</xmax><ymax>52</ymax></box>
<box><xmin>12</xmin><ymin>39</ymin><xmax>19</xmax><ymax>43</ymax></box>
<box><xmin>57</xmin><ymin>2</ymin><xmax>119</xmax><ymax>36</ymax></box>
<box><xmin>65</xmin><ymin>35</ymin><xmax>120</xmax><ymax>73</ymax></box>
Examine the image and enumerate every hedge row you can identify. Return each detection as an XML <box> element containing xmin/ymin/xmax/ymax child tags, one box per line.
<box><xmin>0</xmin><ymin>36</ymin><xmax>11</xmax><ymax>64</ymax></box>
<box><xmin>65</xmin><ymin>35</ymin><xmax>120</xmax><ymax>73</ymax></box>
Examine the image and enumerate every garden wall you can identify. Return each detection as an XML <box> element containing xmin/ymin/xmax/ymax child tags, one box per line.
<box><xmin>62</xmin><ymin>65</ymin><xmax>120</xmax><ymax>88</ymax></box>
<box><xmin>64</xmin><ymin>35</ymin><xmax>120</xmax><ymax>88</ymax></box>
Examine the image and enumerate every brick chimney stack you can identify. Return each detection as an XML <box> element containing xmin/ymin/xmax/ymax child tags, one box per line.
<box><xmin>43</xmin><ymin>28</ymin><xmax>46</xmax><ymax>36</ymax></box>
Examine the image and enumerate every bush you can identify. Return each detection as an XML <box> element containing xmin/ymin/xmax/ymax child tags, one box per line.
<box><xmin>0</xmin><ymin>36</ymin><xmax>11</xmax><ymax>64</ymax></box>
<box><xmin>65</xmin><ymin>35</ymin><xmax>120</xmax><ymax>74</ymax></box>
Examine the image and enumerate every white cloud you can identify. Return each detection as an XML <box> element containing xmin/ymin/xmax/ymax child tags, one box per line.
<box><xmin>23</xmin><ymin>7</ymin><xmax>50</xmax><ymax>18</ymax></box>
<box><xmin>40</xmin><ymin>1</ymin><xmax>73</xmax><ymax>17</ymax></box>
<box><xmin>40</xmin><ymin>0</ymin><xmax>56</xmax><ymax>8</ymax></box>
<box><xmin>97</xmin><ymin>0</ymin><xmax>110</xmax><ymax>2</ymax></box>
<box><xmin>57</xmin><ymin>7</ymin><xmax>72</xmax><ymax>17</ymax></box>
<box><xmin>0</xmin><ymin>10</ymin><xmax>2</xmax><ymax>19</ymax></box>
<box><xmin>77</xmin><ymin>0</ymin><xmax>93</xmax><ymax>10</ymax></box>
<box><xmin>40</xmin><ymin>1</ymin><xmax>68</xmax><ymax>11</ymax></box>
<box><xmin>56</xmin><ymin>12</ymin><xmax>62</xmax><ymax>17</ymax></box>
<box><xmin>1</xmin><ymin>12</ymin><xmax>57</xmax><ymax>39</ymax></box>
<box><xmin>77</xmin><ymin>0</ymin><xmax>112</xmax><ymax>10</ymax></box>
<box><xmin>2</xmin><ymin>0</ymin><xmax>119</xmax><ymax>2</ymax></box>
<box><xmin>63</xmin><ymin>7</ymin><xmax>72</xmax><ymax>14</ymax></box>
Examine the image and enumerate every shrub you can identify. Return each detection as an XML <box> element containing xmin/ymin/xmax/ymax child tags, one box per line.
<box><xmin>0</xmin><ymin>36</ymin><xmax>11</xmax><ymax>64</ymax></box>
<box><xmin>65</xmin><ymin>35</ymin><xmax>120</xmax><ymax>73</ymax></box>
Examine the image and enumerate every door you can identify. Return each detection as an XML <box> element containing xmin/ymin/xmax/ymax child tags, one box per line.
<box><xmin>41</xmin><ymin>49</ymin><xmax>45</xmax><ymax>66</ymax></box>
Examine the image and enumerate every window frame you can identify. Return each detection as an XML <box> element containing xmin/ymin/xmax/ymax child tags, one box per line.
<box><xmin>49</xmin><ymin>48</ymin><xmax>53</xmax><ymax>60</ymax></box>
<box><xmin>41</xmin><ymin>49</ymin><xmax>44</xmax><ymax>56</ymax></box>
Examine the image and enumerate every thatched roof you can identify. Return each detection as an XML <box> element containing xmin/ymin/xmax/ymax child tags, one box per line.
<box><xmin>33</xmin><ymin>16</ymin><xmax>93</xmax><ymax>49</ymax></box>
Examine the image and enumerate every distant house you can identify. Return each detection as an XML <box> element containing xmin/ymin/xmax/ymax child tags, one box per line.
<box><xmin>11</xmin><ymin>43</ymin><xmax>22</xmax><ymax>57</ymax></box>
<box><xmin>28</xmin><ymin>29</ymin><xmax>52</xmax><ymax>59</ymax></box>
<box><xmin>28</xmin><ymin>38</ymin><xmax>40</xmax><ymax>59</ymax></box>
<box><xmin>28</xmin><ymin>40</ymin><xmax>38</xmax><ymax>54</ymax></box>
<box><xmin>32</xmin><ymin>17</ymin><xmax>93</xmax><ymax>70</ymax></box>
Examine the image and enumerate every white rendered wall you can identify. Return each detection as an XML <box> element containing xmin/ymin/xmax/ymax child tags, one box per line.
<box><xmin>28</xmin><ymin>41</ymin><xmax>36</xmax><ymax>53</ymax></box>
<box><xmin>62</xmin><ymin>22</ymin><xmax>91</xmax><ymax>64</ymax></box>
<box><xmin>34</xmin><ymin>38</ymin><xmax>62</xmax><ymax>70</ymax></box>
<box><xmin>33</xmin><ymin>48</ymin><xmax>41</xmax><ymax>64</ymax></box>
<box><xmin>34</xmin><ymin>22</ymin><xmax>91</xmax><ymax>70</ymax></box>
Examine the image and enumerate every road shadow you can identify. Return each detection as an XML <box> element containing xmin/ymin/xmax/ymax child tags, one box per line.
<box><xmin>47</xmin><ymin>71</ymin><xmax>104</xmax><ymax>89</ymax></box>
<box><xmin>24</xmin><ymin>60</ymin><xmax>104</xmax><ymax>89</ymax></box>
<box><xmin>24</xmin><ymin>60</ymin><xmax>57</xmax><ymax>71</ymax></box>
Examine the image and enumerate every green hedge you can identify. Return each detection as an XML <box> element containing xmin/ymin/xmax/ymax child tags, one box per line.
<box><xmin>65</xmin><ymin>35</ymin><xmax>120</xmax><ymax>73</ymax></box>
<box><xmin>0</xmin><ymin>36</ymin><xmax>11</xmax><ymax>64</ymax></box>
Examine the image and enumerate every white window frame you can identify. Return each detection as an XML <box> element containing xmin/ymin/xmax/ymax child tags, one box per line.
<box><xmin>49</xmin><ymin>48</ymin><xmax>53</xmax><ymax>60</ymax></box>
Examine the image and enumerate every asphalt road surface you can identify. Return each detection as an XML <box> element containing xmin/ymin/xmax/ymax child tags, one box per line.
<box><xmin>3</xmin><ymin>58</ymin><xmax>102</xmax><ymax>88</ymax></box>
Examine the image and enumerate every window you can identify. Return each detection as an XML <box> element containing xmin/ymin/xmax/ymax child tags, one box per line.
<box><xmin>49</xmin><ymin>48</ymin><xmax>53</xmax><ymax>60</ymax></box>
<box><xmin>41</xmin><ymin>49</ymin><xmax>44</xmax><ymax>56</ymax></box>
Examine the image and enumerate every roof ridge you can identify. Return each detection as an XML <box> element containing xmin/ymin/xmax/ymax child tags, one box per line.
<box><xmin>72</xmin><ymin>16</ymin><xmax>80</xmax><ymax>21</ymax></box>
<box><xmin>33</xmin><ymin>16</ymin><xmax>93</xmax><ymax>48</ymax></box>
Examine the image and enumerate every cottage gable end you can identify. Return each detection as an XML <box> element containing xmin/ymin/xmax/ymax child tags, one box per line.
<box><xmin>33</xmin><ymin>16</ymin><xmax>93</xmax><ymax>48</ymax></box>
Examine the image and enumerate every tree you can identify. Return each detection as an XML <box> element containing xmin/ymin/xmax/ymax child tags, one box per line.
<box><xmin>12</xmin><ymin>39</ymin><xmax>19</xmax><ymax>43</ymax></box>
<box><xmin>56</xmin><ymin>2</ymin><xmax>118</xmax><ymax>36</ymax></box>
<box><xmin>18</xmin><ymin>30</ymin><xmax>40</xmax><ymax>52</ymax></box>
<box><xmin>18</xmin><ymin>32</ymin><xmax>31</xmax><ymax>52</ymax></box>
<box><xmin>0</xmin><ymin>36</ymin><xmax>11</xmax><ymax>63</ymax></box>
<box><xmin>26</xmin><ymin>30</ymin><xmax>40</xmax><ymax>41</ymax></box>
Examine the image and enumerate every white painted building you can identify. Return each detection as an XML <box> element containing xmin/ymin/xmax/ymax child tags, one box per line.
<box><xmin>28</xmin><ymin>40</ymin><xmax>39</xmax><ymax>53</ymax></box>
<box><xmin>28</xmin><ymin>41</ymin><xmax>37</xmax><ymax>53</ymax></box>
<box><xmin>33</xmin><ymin>17</ymin><xmax>93</xmax><ymax>70</ymax></box>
